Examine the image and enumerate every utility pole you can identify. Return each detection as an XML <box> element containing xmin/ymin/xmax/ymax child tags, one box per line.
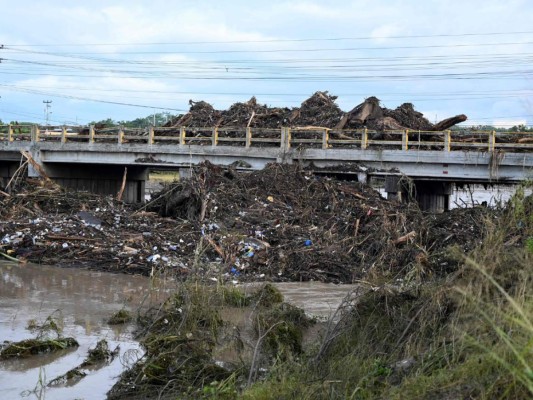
<box><xmin>43</xmin><ymin>100</ymin><xmax>52</xmax><ymax>125</ymax></box>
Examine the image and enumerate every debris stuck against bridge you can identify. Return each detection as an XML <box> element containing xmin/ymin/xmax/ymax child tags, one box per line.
<box><xmin>0</xmin><ymin>163</ymin><xmax>496</xmax><ymax>283</ymax></box>
<box><xmin>165</xmin><ymin>91</ymin><xmax>467</xmax><ymax>131</ymax></box>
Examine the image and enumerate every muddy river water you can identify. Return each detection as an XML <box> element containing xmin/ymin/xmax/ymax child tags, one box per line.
<box><xmin>0</xmin><ymin>262</ymin><xmax>356</xmax><ymax>399</ymax></box>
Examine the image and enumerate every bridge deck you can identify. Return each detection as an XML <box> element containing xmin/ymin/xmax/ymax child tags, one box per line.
<box><xmin>1</xmin><ymin>125</ymin><xmax>532</xmax><ymax>183</ymax></box>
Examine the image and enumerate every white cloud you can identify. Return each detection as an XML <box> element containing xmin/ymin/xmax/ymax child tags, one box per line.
<box><xmin>492</xmin><ymin>118</ymin><xmax>527</xmax><ymax>127</ymax></box>
<box><xmin>0</xmin><ymin>0</ymin><xmax>532</xmax><ymax>124</ymax></box>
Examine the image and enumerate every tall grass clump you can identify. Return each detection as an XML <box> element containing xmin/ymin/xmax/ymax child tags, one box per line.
<box><xmin>242</xmin><ymin>186</ymin><xmax>533</xmax><ymax>400</ymax></box>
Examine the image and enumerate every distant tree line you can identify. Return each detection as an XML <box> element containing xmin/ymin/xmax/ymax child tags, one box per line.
<box><xmin>451</xmin><ymin>124</ymin><xmax>533</xmax><ymax>132</ymax></box>
<box><xmin>89</xmin><ymin>112</ymin><xmax>177</xmax><ymax>128</ymax></box>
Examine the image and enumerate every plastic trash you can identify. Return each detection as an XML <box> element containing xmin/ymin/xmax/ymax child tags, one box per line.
<box><xmin>147</xmin><ymin>254</ymin><xmax>161</xmax><ymax>262</ymax></box>
<box><xmin>304</xmin><ymin>239</ymin><xmax>312</xmax><ymax>246</ymax></box>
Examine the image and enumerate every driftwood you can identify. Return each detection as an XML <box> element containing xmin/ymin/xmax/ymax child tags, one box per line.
<box><xmin>116</xmin><ymin>167</ymin><xmax>128</xmax><ymax>202</ymax></box>
<box><xmin>432</xmin><ymin>114</ymin><xmax>468</xmax><ymax>131</ymax></box>
<box><xmin>336</xmin><ymin>97</ymin><xmax>383</xmax><ymax>129</ymax></box>
<box><xmin>21</xmin><ymin>151</ymin><xmax>53</xmax><ymax>182</ymax></box>
<box><xmin>394</xmin><ymin>231</ymin><xmax>416</xmax><ymax>245</ymax></box>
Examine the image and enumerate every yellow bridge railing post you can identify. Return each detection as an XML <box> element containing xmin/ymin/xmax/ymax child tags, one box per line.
<box><xmin>361</xmin><ymin>128</ymin><xmax>368</xmax><ymax>149</ymax></box>
<box><xmin>402</xmin><ymin>129</ymin><xmax>409</xmax><ymax>151</ymax></box>
<box><xmin>118</xmin><ymin>126</ymin><xmax>124</xmax><ymax>144</ymax></box>
<box><xmin>61</xmin><ymin>126</ymin><xmax>67</xmax><ymax>144</ymax></box>
<box><xmin>245</xmin><ymin>127</ymin><xmax>252</xmax><ymax>148</ymax></box>
<box><xmin>212</xmin><ymin>127</ymin><xmax>218</xmax><ymax>146</ymax></box>
<box><xmin>444</xmin><ymin>130</ymin><xmax>451</xmax><ymax>152</ymax></box>
<box><xmin>322</xmin><ymin>129</ymin><xmax>329</xmax><ymax>149</ymax></box>
<box><xmin>148</xmin><ymin>126</ymin><xmax>154</xmax><ymax>145</ymax></box>
<box><xmin>489</xmin><ymin>130</ymin><xmax>496</xmax><ymax>151</ymax></box>
<box><xmin>31</xmin><ymin>125</ymin><xmax>39</xmax><ymax>142</ymax></box>
<box><xmin>280</xmin><ymin>127</ymin><xmax>291</xmax><ymax>150</ymax></box>
<box><xmin>179</xmin><ymin>126</ymin><xmax>186</xmax><ymax>145</ymax></box>
<box><xmin>89</xmin><ymin>125</ymin><xmax>95</xmax><ymax>143</ymax></box>
<box><xmin>8</xmin><ymin>124</ymin><xmax>13</xmax><ymax>142</ymax></box>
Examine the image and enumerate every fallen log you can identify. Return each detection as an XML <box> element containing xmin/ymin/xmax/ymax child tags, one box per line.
<box><xmin>46</xmin><ymin>234</ymin><xmax>98</xmax><ymax>242</ymax></box>
<box><xmin>432</xmin><ymin>114</ymin><xmax>467</xmax><ymax>131</ymax></box>
<box><xmin>21</xmin><ymin>151</ymin><xmax>52</xmax><ymax>182</ymax></box>
<box><xmin>393</xmin><ymin>231</ymin><xmax>416</xmax><ymax>245</ymax></box>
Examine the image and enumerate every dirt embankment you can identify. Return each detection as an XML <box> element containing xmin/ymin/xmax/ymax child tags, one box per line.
<box><xmin>1</xmin><ymin>163</ymin><xmax>490</xmax><ymax>283</ymax></box>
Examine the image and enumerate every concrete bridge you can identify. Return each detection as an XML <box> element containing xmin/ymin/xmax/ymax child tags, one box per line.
<box><xmin>1</xmin><ymin>124</ymin><xmax>532</xmax><ymax>212</ymax></box>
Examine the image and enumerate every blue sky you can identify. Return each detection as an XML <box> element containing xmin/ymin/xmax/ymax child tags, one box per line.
<box><xmin>0</xmin><ymin>0</ymin><xmax>532</xmax><ymax>127</ymax></box>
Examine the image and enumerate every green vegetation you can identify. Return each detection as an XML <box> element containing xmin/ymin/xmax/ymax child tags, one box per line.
<box><xmin>239</xmin><ymin>185</ymin><xmax>533</xmax><ymax>399</ymax></box>
<box><xmin>89</xmin><ymin>112</ymin><xmax>178</xmax><ymax>128</ymax></box>
<box><xmin>48</xmin><ymin>339</ymin><xmax>119</xmax><ymax>387</ymax></box>
<box><xmin>108</xmin><ymin>283</ymin><xmax>317</xmax><ymax>399</ymax></box>
<box><xmin>0</xmin><ymin>338</ymin><xmax>79</xmax><ymax>359</ymax></box>
<box><xmin>106</xmin><ymin>187</ymin><xmax>532</xmax><ymax>399</ymax></box>
<box><xmin>149</xmin><ymin>170</ymin><xmax>180</xmax><ymax>183</ymax></box>
<box><xmin>108</xmin><ymin>309</ymin><xmax>133</xmax><ymax>325</ymax></box>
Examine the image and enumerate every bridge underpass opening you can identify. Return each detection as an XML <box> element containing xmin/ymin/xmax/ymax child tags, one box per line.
<box><xmin>0</xmin><ymin>161</ymin><xmax>22</xmax><ymax>189</ymax></box>
<box><xmin>35</xmin><ymin>163</ymin><xmax>148</xmax><ymax>203</ymax></box>
<box><xmin>385</xmin><ymin>176</ymin><xmax>452</xmax><ymax>213</ymax></box>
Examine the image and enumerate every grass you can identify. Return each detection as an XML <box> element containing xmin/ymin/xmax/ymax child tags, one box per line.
<box><xmin>239</xmin><ymin>187</ymin><xmax>533</xmax><ymax>399</ymax></box>
<box><xmin>106</xmin><ymin>186</ymin><xmax>532</xmax><ymax>399</ymax></box>
<box><xmin>108</xmin><ymin>282</ymin><xmax>313</xmax><ymax>399</ymax></box>
<box><xmin>149</xmin><ymin>170</ymin><xmax>180</xmax><ymax>183</ymax></box>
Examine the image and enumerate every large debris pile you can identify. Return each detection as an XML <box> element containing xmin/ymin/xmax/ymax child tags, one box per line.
<box><xmin>291</xmin><ymin>91</ymin><xmax>344</xmax><ymax>127</ymax></box>
<box><xmin>164</xmin><ymin>91</ymin><xmax>467</xmax><ymax>131</ymax></box>
<box><xmin>1</xmin><ymin>164</ymin><xmax>496</xmax><ymax>283</ymax></box>
<box><xmin>171</xmin><ymin>100</ymin><xmax>222</xmax><ymax>127</ymax></box>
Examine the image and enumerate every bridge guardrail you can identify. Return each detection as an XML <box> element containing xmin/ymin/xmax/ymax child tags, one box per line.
<box><xmin>1</xmin><ymin>124</ymin><xmax>532</xmax><ymax>152</ymax></box>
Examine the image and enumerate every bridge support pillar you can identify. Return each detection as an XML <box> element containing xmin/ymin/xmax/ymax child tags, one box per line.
<box><xmin>179</xmin><ymin>168</ymin><xmax>192</xmax><ymax>180</ymax></box>
<box><xmin>414</xmin><ymin>181</ymin><xmax>452</xmax><ymax>213</ymax></box>
<box><xmin>384</xmin><ymin>176</ymin><xmax>451</xmax><ymax>213</ymax></box>
<box><xmin>384</xmin><ymin>176</ymin><xmax>405</xmax><ymax>202</ymax></box>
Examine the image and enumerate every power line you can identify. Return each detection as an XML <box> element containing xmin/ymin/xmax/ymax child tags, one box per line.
<box><xmin>3</xmin><ymin>83</ymin><xmax>530</xmax><ymax>97</ymax></box>
<box><xmin>0</xmin><ymin>84</ymin><xmax>187</xmax><ymax>111</ymax></box>
<box><xmin>5</xmin><ymin>41</ymin><xmax>533</xmax><ymax>56</ymax></box>
<box><xmin>4</xmin><ymin>30</ymin><xmax>533</xmax><ymax>46</ymax></box>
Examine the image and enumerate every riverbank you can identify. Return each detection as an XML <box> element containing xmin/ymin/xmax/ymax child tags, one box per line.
<box><xmin>1</xmin><ymin>164</ymin><xmax>532</xmax><ymax>398</ymax></box>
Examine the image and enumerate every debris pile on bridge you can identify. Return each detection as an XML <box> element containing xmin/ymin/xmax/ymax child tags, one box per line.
<box><xmin>0</xmin><ymin>162</ymin><xmax>495</xmax><ymax>283</ymax></box>
<box><xmin>163</xmin><ymin>91</ymin><xmax>467</xmax><ymax>131</ymax></box>
<box><xmin>171</xmin><ymin>100</ymin><xmax>222</xmax><ymax>127</ymax></box>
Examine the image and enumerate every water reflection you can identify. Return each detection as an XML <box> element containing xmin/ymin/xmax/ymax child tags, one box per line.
<box><xmin>0</xmin><ymin>262</ymin><xmax>150</xmax><ymax>400</ymax></box>
<box><xmin>0</xmin><ymin>262</ymin><xmax>356</xmax><ymax>399</ymax></box>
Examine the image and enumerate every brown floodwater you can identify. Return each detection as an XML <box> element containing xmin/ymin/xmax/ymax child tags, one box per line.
<box><xmin>0</xmin><ymin>262</ymin><xmax>356</xmax><ymax>399</ymax></box>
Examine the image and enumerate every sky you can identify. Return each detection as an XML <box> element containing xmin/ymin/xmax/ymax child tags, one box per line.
<box><xmin>0</xmin><ymin>0</ymin><xmax>532</xmax><ymax>128</ymax></box>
